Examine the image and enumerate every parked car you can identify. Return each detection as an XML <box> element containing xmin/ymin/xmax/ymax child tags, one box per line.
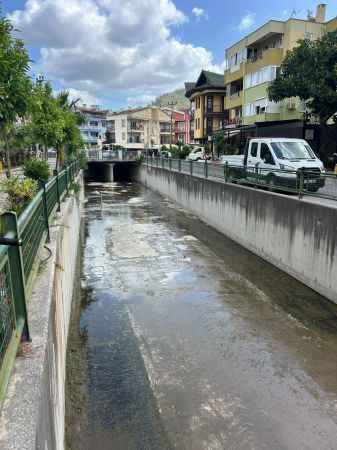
<box><xmin>187</xmin><ymin>147</ymin><xmax>210</xmax><ymax>161</ymax></box>
<box><xmin>220</xmin><ymin>138</ymin><xmax>325</xmax><ymax>192</ymax></box>
<box><xmin>160</xmin><ymin>150</ymin><xmax>172</xmax><ymax>158</ymax></box>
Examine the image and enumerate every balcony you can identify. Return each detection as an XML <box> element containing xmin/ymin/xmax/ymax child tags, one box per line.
<box><xmin>128</xmin><ymin>123</ymin><xmax>144</xmax><ymax>131</ymax></box>
<box><xmin>246</xmin><ymin>47</ymin><xmax>283</xmax><ymax>74</ymax></box>
<box><xmin>243</xmin><ymin>112</ymin><xmax>280</xmax><ymax>125</ymax></box>
<box><xmin>225</xmin><ymin>91</ymin><xmax>243</xmax><ymax>110</ymax></box>
<box><xmin>223</xmin><ymin>117</ymin><xmax>243</xmax><ymax>128</ymax></box>
<box><xmin>224</xmin><ymin>64</ymin><xmax>244</xmax><ymax>84</ymax></box>
<box><xmin>160</xmin><ymin>126</ymin><xmax>171</xmax><ymax>133</ymax></box>
<box><xmin>205</xmin><ymin>104</ymin><xmax>224</xmax><ymax>114</ymax></box>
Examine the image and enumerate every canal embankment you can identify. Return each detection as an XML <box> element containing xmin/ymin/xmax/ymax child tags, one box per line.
<box><xmin>138</xmin><ymin>165</ymin><xmax>337</xmax><ymax>304</ymax></box>
<box><xmin>0</xmin><ymin>174</ymin><xmax>84</xmax><ymax>450</ymax></box>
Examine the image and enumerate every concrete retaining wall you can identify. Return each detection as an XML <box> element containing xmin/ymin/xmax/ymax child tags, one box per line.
<box><xmin>139</xmin><ymin>166</ymin><xmax>337</xmax><ymax>303</ymax></box>
<box><xmin>0</xmin><ymin>175</ymin><xmax>84</xmax><ymax>450</ymax></box>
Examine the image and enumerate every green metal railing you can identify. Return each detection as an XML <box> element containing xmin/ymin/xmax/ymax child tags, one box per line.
<box><xmin>145</xmin><ymin>156</ymin><xmax>337</xmax><ymax>202</ymax></box>
<box><xmin>0</xmin><ymin>160</ymin><xmax>80</xmax><ymax>407</ymax></box>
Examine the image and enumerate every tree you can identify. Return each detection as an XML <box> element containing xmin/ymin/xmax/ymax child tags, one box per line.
<box><xmin>0</xmin><ymin>12</ymin><xmax>32</xmax><ymax>176</ymax></box>
<box><xmin>55</xmin><ymin>91</ymin><xmax>85</xmax><ymax>169</ymax></box>
<box><xmin>27</xmin><ymin>82</ymin><xmax>66</xmax><ymax>162</ymax></box>
<box><xmin>214</xmin><ymin>131</ymin><xmax>226</xmax><ymax>157</ymax></box>
<box><xmin>268</xmin><ymin>31</ymin><xmax>337</xmax><ymax>127</ymax></box>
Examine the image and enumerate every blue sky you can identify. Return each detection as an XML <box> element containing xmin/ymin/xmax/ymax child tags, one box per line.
<box><xmin>2</xmin><ymin>0</ymin><xmax>337</xmax><ymax>109</ymax></box>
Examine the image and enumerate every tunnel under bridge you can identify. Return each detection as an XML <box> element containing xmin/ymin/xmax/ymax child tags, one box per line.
<box><xmin>85</xmin><ymin>160</ymin><xmax>139</xmax><ymax>182</ymax></box>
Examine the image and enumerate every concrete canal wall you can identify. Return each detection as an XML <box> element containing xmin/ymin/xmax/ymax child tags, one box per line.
<box><xmin>139</xmin><ymin>165</ymin><xmax>337</xmax><ymax>304</ymax></box>
<box><xmin>0</xmin><ymin>176</ymin><xmax>84</xmax><ymax>450</ymax></box>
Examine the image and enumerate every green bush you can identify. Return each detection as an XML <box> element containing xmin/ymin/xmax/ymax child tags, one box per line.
<box><xmin>78</xmin><ymin>150</ymin><xmax>88</xmax><ymax>169</ymax></box>
<box><xmin>23</xmin><ymin>159</ymin><xmax>51</xmax><ymax>182</ymax></box>
<box><xmin>4</xmin><ymin>177</ymin><xmax>38</xmax><ymax>214</ymax></box>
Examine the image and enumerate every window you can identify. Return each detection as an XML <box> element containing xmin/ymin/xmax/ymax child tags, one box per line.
<box><xmin>250</xmin><ymin>142</ymin><xmax>258</xmax><ymax>157</ymax></box>
<box><xmin>244</xmin><ymin>65</ymin><xmax>279</xmax><ymax>89</ymax></box>
<box><xmin>89</xmin><ymin>120</ymin><xmax>98</xmax><ymax>127</ymax></box>
<box><xmin>122</xmin><ymin>132</ymin><xmax>126</xmax><ymax>140</ymax></box>
<box><xmin>207</xmin><ymin>96</ymin><xmax>213</xmax><ymax>111</ymax></box>
<box><xmin>304</xmin><ymin>32</ymin><xmax>314</xmax><ymax>41</ymax></box>
<box><xmin>122</xmin><ymin>119</ymin><xmax>126</xmax><ymax>127</ymax></box>
<box><xmin>270</xmin><ymin>142</ymin><xmax>315</xmax><ymax>160</ymax></box>
<box><xmin>260</xmin><ymin>143</ymin><xmax>275</xmax><ymax>164</ymax></box>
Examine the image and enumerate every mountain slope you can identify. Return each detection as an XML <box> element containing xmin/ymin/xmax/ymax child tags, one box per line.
<box><xmin>152</xmin><ymin>88</ymin><xmax>190</xmax><ymax>110</ymax></box>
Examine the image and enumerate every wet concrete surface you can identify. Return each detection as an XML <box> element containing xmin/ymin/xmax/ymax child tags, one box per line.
<box><xmin>66</xmin><ymin>181</ymin><xmax>337</xmax><ymax>450</ymax></box>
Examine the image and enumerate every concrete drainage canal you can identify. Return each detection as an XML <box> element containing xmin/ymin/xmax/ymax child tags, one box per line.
<box><xmin>65</xmin><ymin>180</ymin><xmax>337</xmax><ymax>450</ymax></box>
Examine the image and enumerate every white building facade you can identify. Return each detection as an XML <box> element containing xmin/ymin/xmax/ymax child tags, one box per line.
<box><xmin>78</xmin><ymin>106</ymin><xmax>108</xmax><ymax>150</ymax></box>
<box><xmin>106</xmin><ymin>107</ymin><xmax>171</xmax><ymax>151</ymax></box>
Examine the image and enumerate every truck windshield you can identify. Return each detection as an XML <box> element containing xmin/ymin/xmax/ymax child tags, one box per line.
<box><xmin>271</xmin><ymin>142</ymin><xmax>315</xmax><ymax>160</ymax></box>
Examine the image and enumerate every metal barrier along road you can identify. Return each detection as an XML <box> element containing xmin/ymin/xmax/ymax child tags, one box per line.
<box><xmin>88</xmin><ymin>149</ymin><xmax>141</xmax><ymax>161</ymax></box>
<box><xmin>144</xmin><ymin>156</ymin><xmax>337</xmax><ymax>202</ymax></box>
<box><xmin>0</xmin><ymin>160</ymin><xmax>80</xmax><ymax>408</ymax></box>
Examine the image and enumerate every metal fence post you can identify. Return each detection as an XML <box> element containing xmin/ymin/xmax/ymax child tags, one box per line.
<box><xmin>224</xmin><ymin>162</ymin><xmax>229</xmax><ymax>182</ymax></box>
<box><xmin>169</xmin><ymin>158</ymin><xmax>172</xmax><ymax>171</ymax></box>
<box><xmin>66</xmin><ymin>166</ymin><xmax>70</xmax><ymax>195</ymax></box>
<box><xmin>178</xmin><ymin>159</ymin><xmax>181</xmax><ymax>172</ymax></box>
<box><xmin>40</xmin><ymin>181</ymin><xmax>51</xmax><ymax>243</ymax></box>
<box><xmin>190</xmin><ymin>160</ymin><xmax>193</xmax><ymax>176</ymax></box>
<box><xmin>254</xmin><ymin>166</ymin><xmax>259</xmax><ymax>188</ymax></box>
<box><xmin>1</xmin><ymin>212</ymin><xmax>30</xmax><ymax>341</ymax></box>
<box><xmin>204</xmin><ymin>159</ymin><xmax>208</xmax><ymax>178</ymax></box>
<box><xmin>298</xmin><ymin>169</ymin><xmax>304</xmax><ymax>199</ymax></box>
<box><xmin>53</xmin><ymin>169</ymin><xmax>61</xmax><ymax>212</ymax></box>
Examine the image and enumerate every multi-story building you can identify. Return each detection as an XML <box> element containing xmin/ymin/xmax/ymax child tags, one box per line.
<box><xmin>185</xmin><ymin>71</ymin><xmax>227</xmax><ymax>144</ymax></box>
<box><xmin>183</xmin><ymin>110</ymin><xmax>192</xmax><ymax>145</ymax></box>
<box><xmin>161</xmin><ymin>109</ymin><xmax>190</xmax><ymax>145</ymax></box>
<box><xmin>106</xmin><ymin>107</ymin><xmax>171</xmax><ymax>151</ymax></box>
<box><xmin>224</xmin><ymin>4</ymin><xmax>337</xmax><ymax>128</ymax></box>
<box><xmin>78</xmin><ymin>105</ymin><xmax>108</xmax><ymax>149</ymax></box>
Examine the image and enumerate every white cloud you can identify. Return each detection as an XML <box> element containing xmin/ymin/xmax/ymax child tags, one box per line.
<box><xmin>192</xmin><ymin>7</ymin><xmax>208</xmax><ymax>21</ymax></box>
<box><xmin>9</xmin><ymin>0</ymin><xmax>221</xmax><ymax>104</ymax></box>
<box><xmin>126</xmin><ymin>94</ymin><xmax>156</xmax><ymax>107</ymax></box>
<box><xmin>237</xmin><ymin>12</ymin><xmax>256</xmax><ymax>31</ymax></box>
<box><xmin>66</xmin><ymin>88</ymin><xmax>101</xmax><ymax>106</ymax></box>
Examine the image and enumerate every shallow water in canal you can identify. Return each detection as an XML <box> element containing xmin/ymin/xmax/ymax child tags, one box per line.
<box><xmin>66</xmin><ymin>182</ymin><xmax>337</xmax><ymax>450</ymax></box>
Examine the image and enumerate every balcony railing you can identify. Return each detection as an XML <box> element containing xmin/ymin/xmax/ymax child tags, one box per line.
<box><xmin>206</xmin><ymin>105</ymin><xmax>224</xmax><ymax>114</ymax></box>
<box><xmin>229</xmin><ymin>91</ymin><xmax>242</xmax><ymax>100</ymax></box>
<box><xmin>128</xmin><ymin>124</ymin><xmax>144</xmax><ymax>131</ymax></box>
<box><xmin>223</xmin><ymin>117</ymin><xmax>242</xmax><ymax>127</ymax></box>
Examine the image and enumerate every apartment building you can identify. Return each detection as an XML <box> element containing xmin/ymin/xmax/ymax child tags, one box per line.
<box><xmin>224</xmin><ymin>4</ymin><xmax>337</xmax><ymax>128</ymax></box>
<box><xmin>78</xmin><ymin>105</ymin><xmax>108</xmax><ymax>149</ymax></box>
<box><xmin>106</xmin><ymin>107</ymin><xmax>171</xmax><ymax>151</ymax></box>
<box><xmin>185</xmin><ymin>71</ymin><xmax>227</xmax><ymax>144</ymax></box>
<box><xmin>160</xmin><ymin>109</ymin><xmax>191</xmax><ymax>145</ymax></box>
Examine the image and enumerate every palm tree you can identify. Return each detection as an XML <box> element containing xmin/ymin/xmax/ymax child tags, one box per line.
<box><xmin>55</xmin><ymin>91</ymin><xmax>85</xmax><ymax>170</ymax></box>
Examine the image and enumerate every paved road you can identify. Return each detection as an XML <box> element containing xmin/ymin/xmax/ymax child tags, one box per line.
<box><xmin>66</xmin><ymin>182</ymin><xmax>337</xmax><ymax>450</ymax></box>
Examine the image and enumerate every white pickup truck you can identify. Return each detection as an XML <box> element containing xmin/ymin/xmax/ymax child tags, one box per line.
<box><xmin>220</xmin><ymin>138</ymin><xmax>325</xmax><ymax>192</ymax></box>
